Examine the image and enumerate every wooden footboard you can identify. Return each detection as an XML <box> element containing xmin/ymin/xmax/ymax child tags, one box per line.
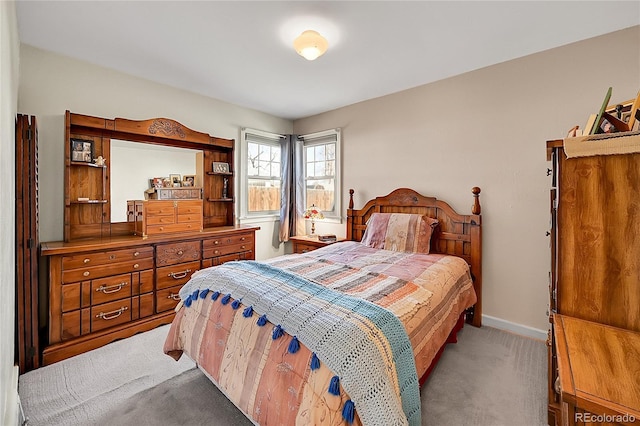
<box><xmin>346</xmin><ymin>187</ymin><xmax>482</xmax><ymax>327</ymax></box>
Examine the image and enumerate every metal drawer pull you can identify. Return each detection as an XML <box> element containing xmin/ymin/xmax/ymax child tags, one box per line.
<box><xmin>83</xmin><ymin>271</ymin><xmax>90</xmax><ymax>277</ymax></box>
<box><xmin>168</xmin><ymin>269</ymin><xmax>191</xmax><ymax>279</ymax></box>
<box><xmin>240</xmin><ymin>245</ymin><xmax>246</xmax><ymax>250</ymax></box>
<box><xmin>83</xmin><ymin>258</ymin><xmax>90</xmax><ymax>264</ymax></box>
<box><xmin>133</xmin><ymin>263</ymin><xmax>139</xmax><ymax>269</ymax></box>
<box><xmin>133</xmin><ymin>251</ymin><xmax>140</xmax><ymax>257</ymax></box>
<box><xmin>168</xmin><ymin>293</ymin><xmax>181</xmax><ymax>301</ymax></box>
<box><xmin>177</xmin><ymin>250</ymin><xmax>184</xmax><ymax>255</ymax></box>
<box><xmin>214</xmin><ymin>240</ymin><xmax>219</xmax><ymax>245</ymax></box>
<box><xmin>96</xmin><ymin>282</ymin><xmax>127</xmax><ymax>294</ymax></box>
<box><xmin>96</xmin><ymin>306</ymin><xmax>128</xmax><ymax>320</ymax></box>
<box><xmin>240</xmin><ymin>237</ymin><xmax>246</xmax><ymax>241</ymax></box>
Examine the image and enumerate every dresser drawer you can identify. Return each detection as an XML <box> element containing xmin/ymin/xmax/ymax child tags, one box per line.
<box><xmin>203</xmin><ymin>232</ymin><xmax>253</xmax><ymax>249</ymax></box>
<box><xmin>62</xmin><ymin>246</ymin><xmax>153</xmax><ymax>270</ymax></box>
<box><xmin>177</xmin><ymin>201</ymin><xmax>203</xmax><ymax>215</ymax></box>
<box><xmin>177</xmin><ymin>213</ymin><xmax>201</xmax><ymax>223</ymax></box>
<box><xmin>156</xmin><ymin>240</ymin><xmax>201</xmax><ymax>267</ymax></box>
<box><xmin>156</xmin><ymin>285</ymin><xmax>183</xmax><ymax>313</ymax></box>
<box><xmin>91</xmin><ymin>299</ymin><xmax>133</xmax><ymax>333</ymax></box>
<box><xmin>91</xmin><ymin>273</ymin><xmax>133</xmax><ymax>306</ymax></box>
<box><xmin>294</xmin><ymin>243</ymin><xmax>318</xmax><ymax>254</ymax></box>
<box><xmin>62</xmin><ymin>257</ymin><xmax>154</xmax><ymax>284</ymax></box>
<box><xmin>146</xmin><ymin>215</ymin><xmax>176</xmax><ymax>225</ymax></box>
<box><xmin>202</xmin><ymin>252</ymin><xmax>251</xmax><ymax>269</ymax></box>
<box><xmin>144</xmin><ymin>201</ymin><xmax>176</xmax><ymax>216</ymax></box>
<box><xmin>203</xmin><ymin>243</ymin><xmax>252</xmax><ymax>259</ymax></box>
<box><xmin>156</xmin><ymin>260</ymin><xmax>200</xmax><ymax>290</ymax></box>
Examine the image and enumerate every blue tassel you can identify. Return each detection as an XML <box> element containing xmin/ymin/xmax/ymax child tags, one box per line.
<box><xmin>288</xmin><ymin>336</ymin><xmax>300</xmax><ymax>354</ymax></box>
<box><xmin>256</xmin><ymin>314</ymin><xmax>268</xmax><ymax>326</ymax></box>
<box><xmin>342</xmin><ymin>400</ymin><xmax>355</xmax><ymax>424</ymax></box>
<box><xmin>231</xmin><ymin>299</ymin><xmax>241</xmax><ymax>309</ymax></box>
<box><xmin>221</xmin><ymin>294</ymin><xmax>231</xmax><ymax>305</ymax></box>
<box><xmin>328</xmin><ymin>376</ymin><xmax>340</xmax><ymax>396</ymax></box>
<box><xmin>272</xmin><ymin>324</ymin><xmax>284</xmax><ymax>340</ymax></box>
<box><xmin>310</xmin><ymin>353</ymin><xmax>320</xmax><ymax>370</ymax></box>
<box><xmin>211</xmin><ymin>291</ymin><xmax>220</xmax><ymax>301</ymax></box>
<box><xmin>184</xmin><ymin>296</ymin><xmax>192</xmax><ymax>308</ymax></box>
<box><xmin>191</xmin><ymin>289</ymin><xmax>199</xmax><ymax>300</ymax></box>
<box><xmin>199</xmin><ymin>289</ymin><xmax>209</xmax><ymax>299</ymax></box>
<box><xmin>243</xmin><ymin>306</ymin><xmax>253</xmax><ymax>318</ymax></box>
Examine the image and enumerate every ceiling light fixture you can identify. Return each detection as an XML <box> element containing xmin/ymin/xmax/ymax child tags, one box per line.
<box><xmin>293</xmin><ymin>30</ymin><xmax>328</xmax><ymax>61</ymax></box>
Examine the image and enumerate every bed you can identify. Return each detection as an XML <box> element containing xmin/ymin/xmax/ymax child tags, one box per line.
<box><xmin>164</xmin><ymin>187</ymin><xmax>482</xmax><ymax>426</ymax></box>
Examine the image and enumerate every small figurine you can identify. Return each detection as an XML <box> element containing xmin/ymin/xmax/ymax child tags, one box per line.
<box><xmin>94</xmin><ymin>156</ymin><xmax>106</xmax><ymax>166</ymax></box>
<box><xmin>222</xmin><ymin>177</ymin><xmax>228</xmax><ymax>199</ymax></box>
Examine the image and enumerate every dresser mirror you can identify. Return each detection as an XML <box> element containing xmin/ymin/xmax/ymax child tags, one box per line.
<box><xmin>110</xmin><ymin>139</ymin><xmax>202</xmax><ymax>222</ymax></box>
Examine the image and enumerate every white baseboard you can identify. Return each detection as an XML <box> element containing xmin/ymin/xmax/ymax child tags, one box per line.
<box><xmin>482</xmin><ymin>315</ymin><xmax>547</xmax><ymax>341</ymax></box>
<box><xmin>3</xmin><ymin>365</ymin><xmax>20</xmax><ymax>426</ymax></box>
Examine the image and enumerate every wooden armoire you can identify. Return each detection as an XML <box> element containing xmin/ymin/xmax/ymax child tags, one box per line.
<box><xmin>546</xmin><ymin>139</ymin><xmax>640</xmax><ymax>425</ymax></box>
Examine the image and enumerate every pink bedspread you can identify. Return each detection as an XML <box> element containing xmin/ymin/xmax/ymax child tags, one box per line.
<box><xmin>164</xmin><ymin>241</ymin><xmax>476</xmax><ymax>425</ymax></box>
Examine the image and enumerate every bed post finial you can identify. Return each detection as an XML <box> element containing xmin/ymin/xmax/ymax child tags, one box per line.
<box><xmin>349</xmin><ymin>189</ymin><xmax>354</xmax><ymax>210</ymax></box>
<box><xmin>471</xmin><ymin>187</ymin><xmax>481</xmax><ymax>215</ymax></box>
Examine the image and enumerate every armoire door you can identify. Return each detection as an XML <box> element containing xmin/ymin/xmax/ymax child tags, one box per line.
<box><xmin>15</xmin><ymin>114</ymin><xmax>40</xmax><ymax>372</ymax></box>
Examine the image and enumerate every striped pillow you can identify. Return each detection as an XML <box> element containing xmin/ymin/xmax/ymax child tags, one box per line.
<box><xmin>361</xmin><ymin>213</ymin><xmax>438</xmax><ymax>254</ymax></box>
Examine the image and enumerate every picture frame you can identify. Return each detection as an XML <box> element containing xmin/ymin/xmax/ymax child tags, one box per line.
<box><xmin>212</xmin><ymin>161</ymin><xmax>230</xmax><ymax>174</ymax></box>
<box><xmin>71</xmin><ymin>138</ymin><xmax>94</xmax><ymax>163</ymax></box>
<box><xmin>169</xmin><ymin>174</ymin><xmax>182</xmax><ymax>187</ymax></box>
<box><xmin>151</xmin><ymin>177</ymin><xmax>164</xmax><ymax>189</ymax></box>
<box><xmin>182</xmin><ymin>175</ymin><xmax>196</xmax><ymax>187</ymax></box>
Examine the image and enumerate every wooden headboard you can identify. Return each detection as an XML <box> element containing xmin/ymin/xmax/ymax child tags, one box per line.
<box><xmin>346</xmin><ymin>187</ymin><xmax>482</xmax><ymax>327</ymax></box>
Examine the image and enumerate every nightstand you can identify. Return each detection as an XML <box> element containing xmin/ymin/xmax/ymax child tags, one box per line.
<box><xmin>289</xmin><ymin>235</ymin><xmax>346</xmax><ymax>254</ymax></box>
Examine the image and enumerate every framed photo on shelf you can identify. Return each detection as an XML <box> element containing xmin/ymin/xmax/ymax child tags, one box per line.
<box><xmin>151</xmin><ymin>177</ymin><xmax>164</xmax><ymax>189</ymax></box>
<box><xmin>212</xmin><ymin>161</ymin><xmax>230</xmax><ymax>174</ymax></box>
<box><xmin>169</xmin><ymin>174</ymin><xmax>182</xmax><ymax>187</ymax></box>
<box><xmin>182</xmin><ymin>175</ymin><xmax>196</xmax><ymax>187</ymax></box>
<box><xmin>71</xmin><ymin>138</ymin><xmax>94</xmax><ymax>163</ymax></box>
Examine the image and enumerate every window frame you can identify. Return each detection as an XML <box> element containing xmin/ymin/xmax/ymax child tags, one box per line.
<box><xmin>301</xmin><ymin>128</ymin><xmax>341</xmax><ymax>222</ymax></box>
<box><xmin>240</xmin><ymin>128</ymin><xmax>283</xmax><ymax>221</ymax></box>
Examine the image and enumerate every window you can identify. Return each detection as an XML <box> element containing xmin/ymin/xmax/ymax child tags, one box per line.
<box><xmin>240</xmin><ymin>127</ymin><xmax>341</xmax><ymax>222</ymax></box>
<box><xmin>302</xmin><ymin>129</ymin><xmax>341</xmax><ymax>220</ymax></box>
<box><xmin>241</xmin><ymin>129</ymin><xmax>282</xmax><ymax>218</ymax></box>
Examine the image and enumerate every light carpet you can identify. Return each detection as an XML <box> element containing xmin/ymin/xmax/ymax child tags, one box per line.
<box><xmin>19</xmin><ymin>324</ymin><xmax>547</xmax><ymax>426</ymax></box>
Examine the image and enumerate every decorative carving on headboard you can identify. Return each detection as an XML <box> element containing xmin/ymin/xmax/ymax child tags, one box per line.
<box><xmin>148</xmin><ymin>119</ymin><xmax>186</xmax><ymax>139</ymax></box>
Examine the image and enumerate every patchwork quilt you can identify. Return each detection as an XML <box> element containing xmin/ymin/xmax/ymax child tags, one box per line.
<box><xmin>164</xmin><ymin>241</ymin><xmax>476</xmax><ymax>426</ymax></box>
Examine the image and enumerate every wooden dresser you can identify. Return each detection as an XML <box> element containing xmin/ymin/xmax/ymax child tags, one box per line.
<box><xmin>546</xmin><ymin>140</ymin><xmax>640</xmax><ymax>425</ymax></box>
<box><xmin>41</xmin><ymin>226</ymin><xmax>258</xmax><ymax>365</ymax></box>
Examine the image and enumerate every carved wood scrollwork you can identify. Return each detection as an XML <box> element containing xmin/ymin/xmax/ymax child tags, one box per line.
<box><xmin>148</xmin><ymin>119</ymin><xmax>186</xmax><ymax>138</ymax></box>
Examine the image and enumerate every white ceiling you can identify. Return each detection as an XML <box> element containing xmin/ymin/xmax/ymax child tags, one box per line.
<box><xmin>15</xmin><ymin>1</ymin><xmax>640</xmax><ymax>120</ymax></box>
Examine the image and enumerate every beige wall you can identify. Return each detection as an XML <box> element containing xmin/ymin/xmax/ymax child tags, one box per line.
<box><xmin>294</xmin><ymin>26</ymin><xmax>640</xmax><ymax>332</ymax></box>
<box><xmin>18</xmin><ymin>44</ymin><xmax>292</xmax><ymax>259</ymax></box>
<box><xmin>1</xmin><ymin>1</ymin><xmax>20</xmax><ymax>423</ymax></box>
<box><xmin>16</xmin><ymin>26</ymin><xmax>640</xmax><ymax>337</ymax></box>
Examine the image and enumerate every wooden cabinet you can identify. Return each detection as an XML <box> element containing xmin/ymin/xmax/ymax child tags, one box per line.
<box><xmin>546</xmin><ymin>140</ymin><xmax>640</xmax><ymax>425</ymax></box>
<box><xmin>135</xmin><ymin>200</ymin><xmax>204</xmax><ymax>236</ymax></box>
<box><xmin>289</xmin><ymin>235</ymin><xmax>345</xmax><ymax>253</ymax></box>
<box><xmin>41</xmin><ymin>226</ymin><xmax>258</xmax><ymax>365</ymax></box>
